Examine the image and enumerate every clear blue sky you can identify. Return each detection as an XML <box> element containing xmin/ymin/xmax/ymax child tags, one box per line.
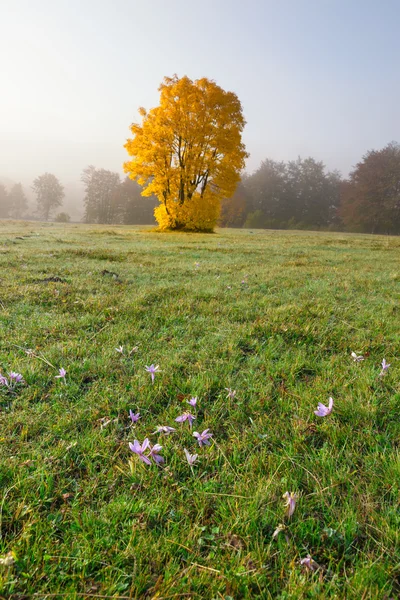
<box><xmin>1</xmin><ymin>0</ymin><xmax>400</xmax><ymax>185</ymax></box>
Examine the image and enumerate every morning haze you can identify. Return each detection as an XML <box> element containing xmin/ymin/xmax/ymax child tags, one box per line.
<box><xmin>1</xmin><ymin>0</ymin><xmax>400</xmax><ymax>220</ymax></box>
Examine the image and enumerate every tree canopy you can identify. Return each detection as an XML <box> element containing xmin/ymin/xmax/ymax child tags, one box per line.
<box><xmin>32</xmin><ymin>173</ymin><xmax>64</xmax><ymax>221</ymax></box>
<box><xmin>82</xmin><ymin>166</ymin><xmax>121</xmax><ymax>224</ymax></box>
<box><xmin>124</xmin><ymin>75</ymin><xmax>248</xmax><ymax>231</ymax></box>
<box><xmin>238</xmin><ymin>158</ymin><xmax>341</xmax><ymax>230</ymax></box>
<box><xmin>340</xmin><ymin>142</ymin><xmax>400</xmax><ymax>233</ymax></box>
<box><xmin>8</xmin><ymin>183</ymin><xmax>28</xmax><ymax>219</ymax></box>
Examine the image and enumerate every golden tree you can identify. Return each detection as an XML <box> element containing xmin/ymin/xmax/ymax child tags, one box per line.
<box><xmin>123</xmin><ymin>75</ymin><xmax>248</xmax><ymax>231</ymax></box>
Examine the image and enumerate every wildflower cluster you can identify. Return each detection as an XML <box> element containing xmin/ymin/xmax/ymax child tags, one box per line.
<box><xmin>0</xmin><ymin>372</ymin><xmax>24</xmax><ymax>393</ymax></box>
<box><xmin>128</xmin><ymin>368</ymin><xmax>214</xmax><ymax>467</ymax></box>
<box><xmin>3</xmin><ymin>343</ymin><xmax>394</xmax><ymax>578</ymax></box>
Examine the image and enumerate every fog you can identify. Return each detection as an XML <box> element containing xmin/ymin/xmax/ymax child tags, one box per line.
<box><xmin>1</xmin><ymin>0</ymin><xmax>400</xmax><ymax>221</ymax></box>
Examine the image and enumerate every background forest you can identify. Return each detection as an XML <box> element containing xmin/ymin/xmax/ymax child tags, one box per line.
<box><xmin>1</xmin><ymin>141</ymin><xmax>400</xmax><ymax>234</ymax></box>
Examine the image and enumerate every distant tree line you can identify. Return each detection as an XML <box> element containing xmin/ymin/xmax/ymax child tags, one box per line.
<box><xmin>1</xmin><ymin>141</ymin><xmax>400</xmax><ymax>233</ymax></box>
<box><xmin>219</xmin><ymin>142</ymin><xmax>400</xmax><ymax>234</ymax></box>
<box><xmin>0</xmin><ymin>173</ymin><xmax>66</xmax><ymax>222</ymax></box>
<box><xmin>221</xmin><ymin>157</ymin><xmax>341</xmax><ymax>231</ymax></box>
<box><xmin>0</xmin><ymin>169</ymin><xmax>158</xmax><ymax>225</ymax></box>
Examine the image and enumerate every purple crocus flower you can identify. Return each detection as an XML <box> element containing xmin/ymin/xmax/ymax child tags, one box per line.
<box><xmin>184</xmin><ymin>448</ymin><xmax>198</xmax><ymax>465</ymax></box>
<box><xmin>300</xmin><ymin>555</ymin><xmax>319</xmax><ymax>572</ymax></box>
<box><xmin>282</xmin><ymin>491</ymin><xmax>298</xmax><ymax>518</ymax></box>
<box><xmin>9</xmin><ymin>372</ymin><xmax>24</xmax><ymax>383</ymax></box>
<box><xmin>379</xmin><ymin>359</ymin><xmax>390</xmax><ymax>377</ymax></box>
<box><xmin>129</xmin><ymin>410</ymin><xmax>140</xmax><ymax>423</ymax></box>
<box><xmin>129</xmin><ymin>438</ymin><xmax>151</xmax><ymax>465</ymax></box>
<box><xmin>193</xmin><ymin>429</ymin><xmax>213</xmax><ymax>447</ymax></box>
<box><xmin>55</xmin><ymin>368</ymin><xmax>67</xmax><ymax>383</ymax></box>
<box><xmin>149</xmin><ymin>443</ymin><xmax>164</xmax><ymax>464</ymax></box>
<box><xmin>225</xmin><ymin>388</ymin><xmax>236</xmax><ymax>400</ymax></box>
<box><xmin>153</xmin><ymin>425</ymin><xmax>176</xmax><ymax>435</ymax></box>
<box><xmin>175</xmin><ymin>412</ymin><xmax>196</xmax><ymax>428</ymax></box>
<box><xmin>0</xmin><ymin>372</ymin><xmax>24</xmax><ymax>392</ymax></box>
<box><xmin>314</xmin><ymin>397</ymin><xmax>333</xmax><ymax>417</ymax></box>
<box><xmin>145</xmin><ymin>364</ymin><xmax>160</xmax><ymax>383</ymax></box>
<box><xmin>187</xmin><ymin>396</ymin><xmax>197</xmax><ymax>407</ymax></box>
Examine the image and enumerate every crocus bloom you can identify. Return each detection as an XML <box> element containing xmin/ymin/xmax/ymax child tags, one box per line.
<box><xmin>314</xmin><ymin>397</ymin><xmax>333</xmax><ymax>417</ymax></box>
<box><xmin>153</xmin><ymin>425</ymin><xmax>176</xmax><ymax>435</ymax></box>
<box><xmin>129</xmin><ymin>438</ymin><xmax>151</xmax><ymax>465</ymax></box>
<box><xmin>184</xmin><ymin>448</ymin><xmax>198</xmax><ymax>465</ymax></box>
<box><xmin>300</xmin><ymin>555</ymin><xmax>319</xmax><ymax>572</ymax></box>
<box><xmin>187</xmin><ymin>396</ymin><xmax>197</xmax><ymax>407</ymax></box>
<box><xmin>175</xmin><ymin>412</ymin><xmax>196</xmax><ymax>428</ymax></box>
<box><xmin>283</xmin><ymin>491</ymin><xmax>298</xmax><ymax>518</ymax></box>
<box><xmin>351</xmin><ymin>352</ymin><xmax>364</xmax><ymax>362</ymax></box>
<box><xmin>55</xmin><ymin>368</ymin><xmax>67</xmax><ymax>381</ymax></box>
<box><xmin>0</xmin><ymin>372</ymin><xmax>24</xmax><ymax>391</ymax></box>
<box><xmin>380</xmin><ymin>359</ymin><xmax>390</xmax><ymax>377</ymax></box>
<box><xmin>129</xmin><ymin>410</ymin><xmax>140</xmax><ymax>423</ymax></box>
<box><xmin>145</xmin><ymin>364</ymin><xmax>160</xmax><ymax>383</ymax></box>
<box><xmin>193</xmin><ymin>429</ymin><xmax>213</xmax><ymax>447</ymax></box>
<box><xmin>149</xmin><ymin>443</ymin><xmax>164</xmax><ymax>464</ymax></box>
<box><xmin>115</xmin><ymin>346</ymin><xmax>124</xmax><ymax>354</ymax></box>
<box><xmin>225</xmin><ymin>388</ymin><xmax>236</xmax><ymax>400</ymax></box>
<box><xmin>9</xmin><ymin>372</ymin><xmax>24</xmax><ymax>383</ymax></box>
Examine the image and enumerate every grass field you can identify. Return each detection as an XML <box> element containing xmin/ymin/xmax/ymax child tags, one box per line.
<box><xmin>0</xmin><ymin>220</ymin><xmax>399</xmax><ymax>599</ymax></box>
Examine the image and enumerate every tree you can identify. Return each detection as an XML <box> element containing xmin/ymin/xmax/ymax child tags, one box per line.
<box><xmin>32</xmin><ymin>173</ymin><xmax>64</xmax><ymax>221</ymax></box>
<box><xmin>8</xmin><ymin>183</ymin><xmax>28</xmax><ymax>219</ymax></box>
<box><xmin>82</xmin><ymin>166</ymin><xmax>121</xmax><ymax>224</ymax></box>
<box><xmin>118</xmin><ymin>178</ymin><xmax>158</xmax><ymax>225</ymax></box>
<box><xmin>339</xmin><ymin>142</ymin><xmax>400</xmax><ymax>234</ymax></box>
<box><xmin>243</xmin><ymin>157</ymin><xmax>341</xmax><ymax>229</ymax></box>
<box><xmin>285</xmin><ymin>158</ymin><xmax>341</xmax><ymax>228</ymax></box>
<box><xmin>124</xmin><ymin>75</ymin><xmax>248</xmax><ymax>231</ymax></box>
<box><xmin>0</xmin><ymin>184</ymin><xmax>10</xmax><ymax>218</ymax></box>
<box><xmin>245</xmin><ymin>159</ymin><xmax>290</xmax><ymax>226</ymax></box>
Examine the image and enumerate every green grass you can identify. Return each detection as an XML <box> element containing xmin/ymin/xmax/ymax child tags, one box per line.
<box><xmin>0</xmin><ymin>220</ymin><xmax>399</xmax><ymax>599</ymax></box>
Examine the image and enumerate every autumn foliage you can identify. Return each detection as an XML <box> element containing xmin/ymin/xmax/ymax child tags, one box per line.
<box><xmin>124</xmin><ymin>75</ymin><xmax>248</xmax><ymax>231</ymax></box>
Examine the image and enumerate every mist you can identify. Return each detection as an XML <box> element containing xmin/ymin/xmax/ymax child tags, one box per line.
<box><xmin>1</xmin><ymin>0</ymin><xmax>400</xmax><ymax>223</ymax></box>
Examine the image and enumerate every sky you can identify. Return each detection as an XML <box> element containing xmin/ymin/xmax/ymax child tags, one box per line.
<box><xmin>1</xmin><ymin>0</ymin><xmax>400</xmax><ymax>188</ymax></box>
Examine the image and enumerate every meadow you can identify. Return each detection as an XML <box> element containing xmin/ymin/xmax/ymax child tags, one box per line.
<box><xmin>0</xmin><ymin>221</ymin><xmax>399</xmax><ymax>599</ymax></box>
